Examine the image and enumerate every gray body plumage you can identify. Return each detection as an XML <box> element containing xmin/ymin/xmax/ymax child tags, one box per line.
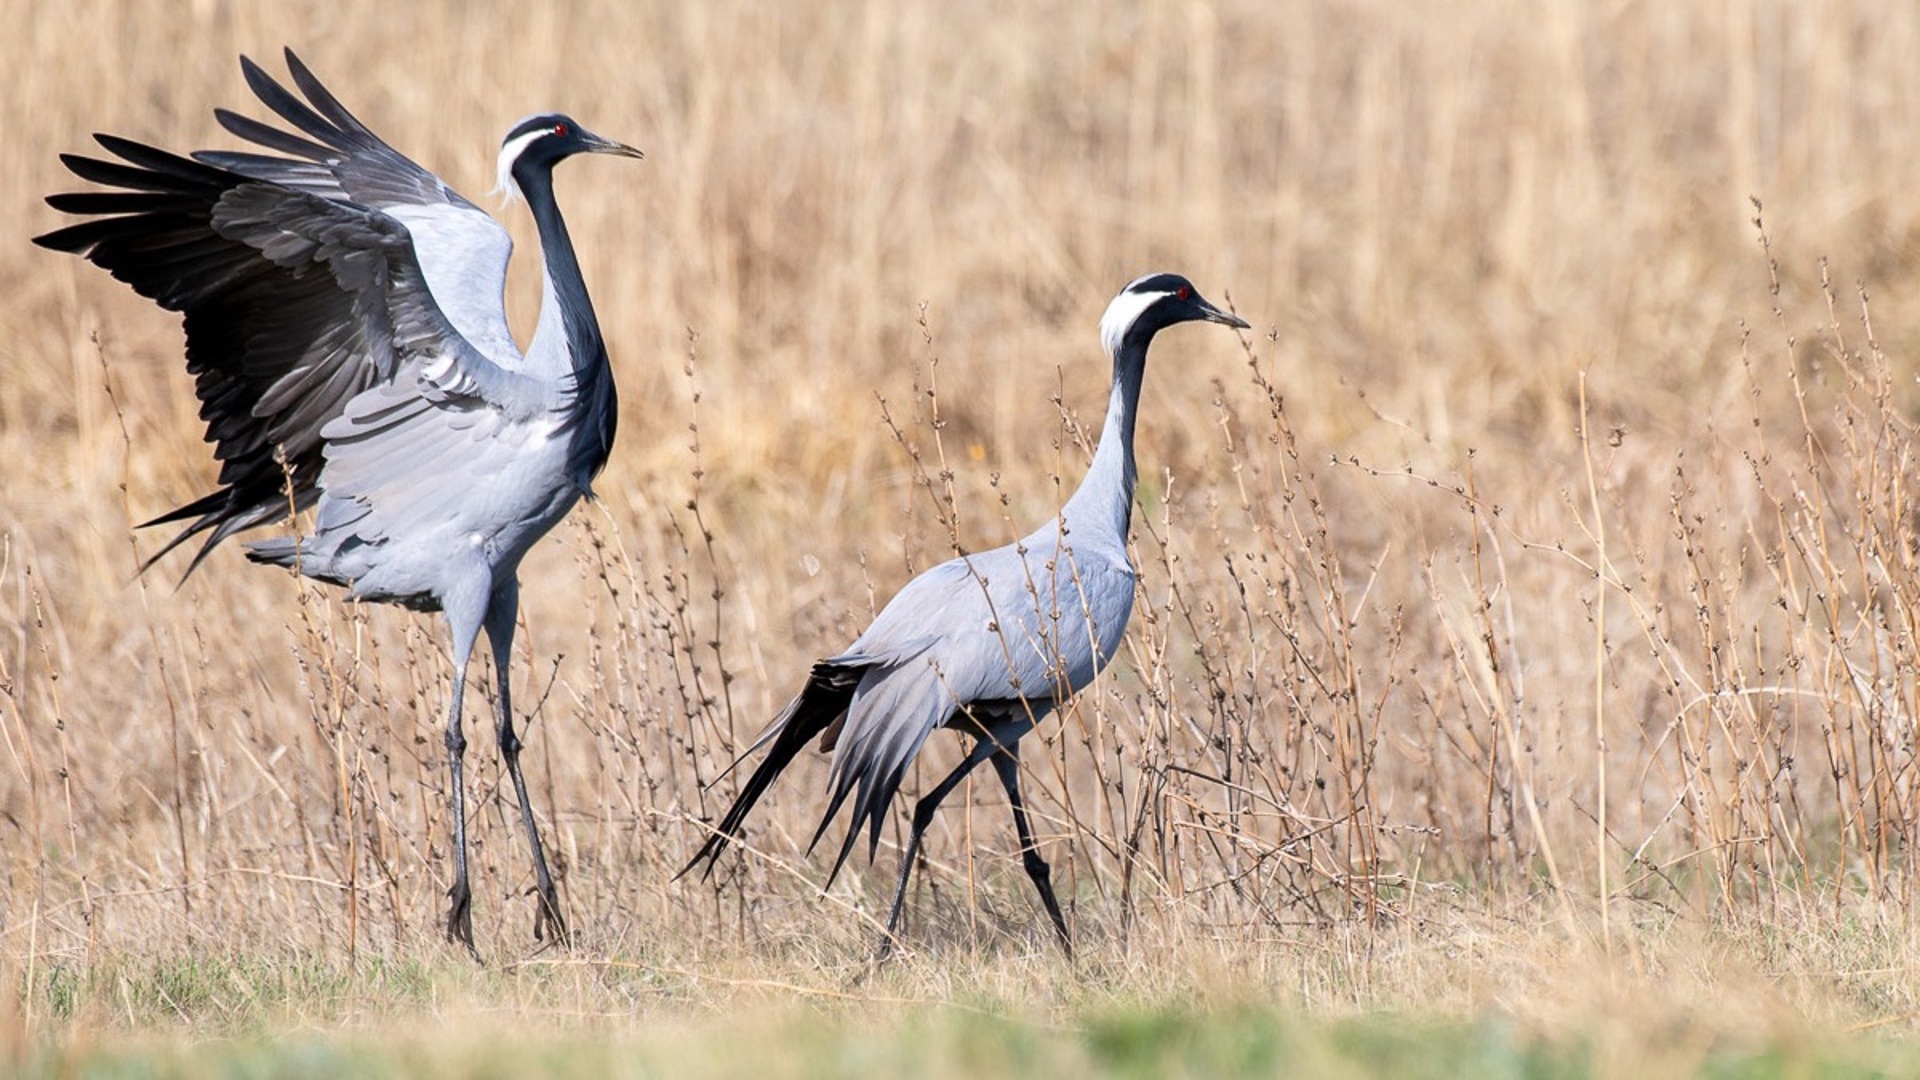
<box><xmin>35</xmin><ymin>49</ymin><xmax>642</xmax><ymax>955</ymax></box>
<box><xmin>686</xmin><ymin>272</ymin><xmax>1247</xmax><ymax>958</ymax></box>
<box><xmin>809</xmin><ymin>394</ymin><xmax>1140</xmax><ymax>868</ymax></box>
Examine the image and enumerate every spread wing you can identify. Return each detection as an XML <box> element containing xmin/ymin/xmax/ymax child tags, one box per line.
<box><xmin>34</xmin><ymin>49</ymin><xmax>534</xmax><ymax>576</ymax></box>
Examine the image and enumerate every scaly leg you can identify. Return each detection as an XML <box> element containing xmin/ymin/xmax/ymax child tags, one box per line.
<box><xmin>442</xmin><ymin>608</ymin><xmax>483</xmax><ymax>961</ymax></box>
<box><xmin>484</xmin><ymin>577</ymin><xmax>569</xmax><ymax>946</ymax></box>
<box><xmin>991</xmin><ymin>743</ymin><xmax>1072</xmax><ymax>956</ymax></box>
<box><xmin>874</xmin><ymin>717</ymin><xmax>1034</xmax><ymax>963</ymax></box>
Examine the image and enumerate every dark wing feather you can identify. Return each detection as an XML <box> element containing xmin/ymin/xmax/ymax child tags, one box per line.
<box><xmin>36</xmin><ymin>135</ymin><xmax>408</xmax><ymax>575</ymax></box>
<box><xmin>35</xmin><ymin>54</ymin><xmax>529</xmax><ymax>579</ymax></box>
<box><xmin>195</xmin><ymin>50</ymin><xmax>521</xmax><ymax>379</ymax></box>
<box><xmin>678</xmin><ymin>662</ymin><xmax>866</xmax><ymax>879</ymax></box>
<box><xmin>211</xmin><ymin>109</ymin><xmax>335</xmax><ymax>162</ymax></box>
<box><xmin>192</xmin><ymin>49</ymin><xmax>464</xmax><ymax>212</ymax></box>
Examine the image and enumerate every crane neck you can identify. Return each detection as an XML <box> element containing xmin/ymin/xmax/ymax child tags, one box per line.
<box><xmin>1057</xmin><ymin>334</ymin><xmax>1149</xmax><ymax>544</ymax></box>
<box><xmin>515</xmin><ymin>159</ymin><xmax>618</xmax><ymax>488</ymax></box>
<box><xmin>517</xmin><ymin>162</ymin><xmax>607</xmax><ymax>382</ymax></box>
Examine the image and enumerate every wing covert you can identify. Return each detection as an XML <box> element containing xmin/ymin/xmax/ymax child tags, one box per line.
<box><xmin>34</xmin><ymin>54</ymin><xmax>540</xmax><ymax>575</ymax></box>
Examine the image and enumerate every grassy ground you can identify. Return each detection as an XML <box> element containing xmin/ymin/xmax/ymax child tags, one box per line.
<box><xmin>9</xmin><ymin>0</ymin><xmax>1920</xmax><ymax>1074</ymax></box>
<box><xmin>18</xmin><ymin>1006</ymin><xmax>1905</xmax><ymax>1079</ymax></box>
<box><xmin>11</xmin><ymin>909</ymin><xmax>1920</xmax><ymax>1077</ymax></box>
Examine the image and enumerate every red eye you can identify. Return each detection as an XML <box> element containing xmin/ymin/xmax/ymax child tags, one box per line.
<box><xmin>554</xmin><ymin>122</ymin><xmax>570</xmax><ymax>137</ymax></box>
<box><xmin>1177</xmin><ymin>285</ymin><xmax>1191</xmax><ymax>300</ymax></box>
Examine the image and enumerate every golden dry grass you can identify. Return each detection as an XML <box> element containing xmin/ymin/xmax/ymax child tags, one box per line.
<box><xmin>8</xmin><ymin>0</ymin><xmax>1920</xmax><ymax>1071</ymax></box>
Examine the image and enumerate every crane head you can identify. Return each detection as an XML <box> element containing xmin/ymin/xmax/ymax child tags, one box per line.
<box><xmin>1098</xmin><ymin>272</ymin><xmax>1250</xmax><ymax>359</ymax></box>
<box><xmin>494</xmin><ymin>113</ymin><xmax>643</xmax><ymax>205</ymax></box>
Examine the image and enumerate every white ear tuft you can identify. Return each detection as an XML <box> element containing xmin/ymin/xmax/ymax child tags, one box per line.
<box><xmin>1099</xmin><ymin>285</ymin><xmax>1172</xmax><ymax>358</ymax></box>
<box><xmin>494</xmin><ymin>126</ymin><xmax>549</xmax><ymax>207</ymax></box>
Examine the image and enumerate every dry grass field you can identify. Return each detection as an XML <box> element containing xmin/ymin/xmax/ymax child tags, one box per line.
<box><xmin>9</xmin><ymin>0</ymin><xmax>1920</xmax><ymax>1074</ymax></box>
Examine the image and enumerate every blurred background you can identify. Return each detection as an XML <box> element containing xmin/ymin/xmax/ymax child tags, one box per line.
<box><xmin>5</xmin><ymin>0</ymin><xmax>1920</xmax><ymax>977</ymax></box>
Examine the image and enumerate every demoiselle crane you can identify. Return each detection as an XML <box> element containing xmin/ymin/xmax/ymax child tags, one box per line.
<box><xmin>35</xmin><ymin>49</ymin><xmax>643</xmax><ymax>956</ymax></box>
<box><xmin>684</xmin><ymin>273</ymin><xmax>1248</xmax><ymax>959</ymax></box>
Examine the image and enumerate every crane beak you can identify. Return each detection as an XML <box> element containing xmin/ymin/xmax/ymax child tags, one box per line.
<box><xmin>1198</xmin><ymin>300</ymin><xmax>1250</xmax><ymax>330</ymax></box>
<box><xmin>585</xmin><ymin>133</ymin><xmax>645</xmax><ymax>161</ymax></box>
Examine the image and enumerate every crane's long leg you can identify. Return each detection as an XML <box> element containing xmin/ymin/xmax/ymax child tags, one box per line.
<box><xmin>443</xmin><ymin>615</ymin><xmax>482</xmax><ymax>961</ymax></box>
<box><xmin>874</xmin><ymin>735</ymin><xmax>1002</xmax><ymax>964</ymax></box>
<box><xmin>990</xmin><ymin>743</ymin><xmax>1072</xmax><ymax>956</ymax></box>
<box><xmin>483</xmin><ymin>577</ymin><xmax>569</xmax><ymax>947</ymax></box>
